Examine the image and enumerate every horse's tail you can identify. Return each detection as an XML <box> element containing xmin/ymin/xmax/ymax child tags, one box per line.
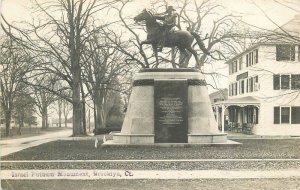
<box><xmin>190</xmin><ymin>32</ymin><xmax>210</xmax><ymax>55</ymax></box>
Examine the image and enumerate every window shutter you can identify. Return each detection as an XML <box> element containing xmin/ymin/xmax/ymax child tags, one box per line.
<box><xmin>274</xmin><ymin>107</ymin><xmax>280</xmax><ymax>124</ymax></box>
<box><xmin>255</xmin><ymin>107</ymin><xmax>259</xmax><ymax>124</ymax></box>
<box><xmin>291</xmin><ymin>45</ymin><xmax>295</xmax><ymax>61</ymax></box>
<box><xmin>255</xmin><ymin>49</ymin><xmax>258</xmax><ymax>63</ymax></box>
<box><xmin>298</xmin><ymin>45</ymin><xmax>300</xmax><ymax>61</ymax></box>
<box><xmin>291</xmin><ymin>75</ymin><xmax>295</xmax><ymax>90</ymax></box>
<box><xmin>276</xmin><ymin>45</ymin><xmax>279</xmax><ymax>61</ymax></box>
<box><xmin>273</xmin><ymin>75</ymin><xmax>280</xmax><ymax>90</ymax></box>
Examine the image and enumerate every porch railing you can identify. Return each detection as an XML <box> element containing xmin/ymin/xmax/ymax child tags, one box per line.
<box><xmin>226</xmin><ymin>122</ymin><xmax>255</xmax><ymax>134</ymax></box>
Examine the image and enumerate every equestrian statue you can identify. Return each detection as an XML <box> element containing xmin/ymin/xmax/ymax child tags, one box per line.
<box><xmin>133</xmin><ymin>6</ymin><xmax>210</xmax><ymax>68</ymax></box>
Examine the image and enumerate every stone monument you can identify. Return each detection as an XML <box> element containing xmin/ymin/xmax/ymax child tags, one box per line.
<box><xmin>103</xmin><ymin>8</ymin><xmax>228</xmax><ymax>145</ymax></box>
<box><xmin>104</xmin><ymin>68</ymin><xmax>227</xmax><ymax>145</ymax></box>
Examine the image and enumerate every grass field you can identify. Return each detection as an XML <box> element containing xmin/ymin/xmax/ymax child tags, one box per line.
<box><xmin>1</xmin><ymin>139</ymin><xmax>300</xmax><ymax>190</ymax></box>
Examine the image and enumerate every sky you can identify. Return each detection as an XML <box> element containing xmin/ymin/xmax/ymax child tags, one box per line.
<box><xmin>1</xmin><ymin>0</ymin><xmax>299</xmax><ymax>26</ymax></box>
<box><xmin>1</xmin><ymin>0</ymin><xmax>299</xmax><ymax>94</ymax></box>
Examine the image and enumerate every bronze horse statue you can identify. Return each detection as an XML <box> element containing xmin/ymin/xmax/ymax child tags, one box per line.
<box><xmin>133</xmin><ymin>9</ymin><xmax>210</xmax><ymax>68</ymax></box>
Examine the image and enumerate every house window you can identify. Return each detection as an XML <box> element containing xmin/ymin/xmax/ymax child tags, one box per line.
<box><xmin>276</xmin><ymin>45</ymin><xmax>295</xmax><ymax>61</ymax></box>
<box><xmin>245</xmin><ymin>49</ymin><xmax>258</xmax><ymax>67</ymax></box>
<box><xmin>233</xmin><ymin>60</ymin><xmax>237</xmax><ymax>73</ymax></box>
<box><xmin>281</xmin><ymin>107</ymin><xmax>290</xmax><ymax>123</ymax></box>
<box><xmin>274</xmin><ymin>106</ymin><xmax>300</xmax><ymax>124</ymax></box>
<box><xmin>249</xmin><ymin>78</ymin><xmax>254</xmax><ymax>92</ymax></box>
<box><xmin>231</xmin><ymin>83</ymin><xmax>235</xmax><ymax>96</ymax></box>
<box><xmin>230</xmin><ymin>82</ymin><xmax>238</xmax><ymax>96</ymax></box>
<box><xmin>273</xmin><ymin>74</ymin><xmax>297</xmax><ymax>90</ymax></box>
<box><xmin>291</xmin><ymin>107</ymin><xmax>300</xmax><ymax>124</ymax></box>
<box><xmin>291</xmin><ymin>74</ymin><xmax>300</xmax><ymax>90</ymax></box>
<box><xmin>229</xmin><ymin>61</ymin><xmax>238</xmax><ymax>74</ymax></box>
<box><xmin>281</xmin><ymin>75</ymin><xmax>290</xmax><ymax>89</ymax></box>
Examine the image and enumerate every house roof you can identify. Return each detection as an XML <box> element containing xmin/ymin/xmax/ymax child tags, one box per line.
<box><xmin>225</xmin><ymin>14</ymin><xmax>300</xmax><ymax>65</ymax></box>
<box><xmin>225</xmin><ymin>42</ymin><xmax>298</xmax><ymax>64</ymax></box>
<box><xmin>213</xmin><ymin>96</ymin><xmax>260</xmax><ymax>106</ymax></box>
<box><xmin>209</xmin><ymin>88</ymin><xmax>227</xmax><ymax>95</ymax></box>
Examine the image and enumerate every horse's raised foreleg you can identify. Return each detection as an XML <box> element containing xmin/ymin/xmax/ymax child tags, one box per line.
<box><xmin>179</xmin><ymin>48</ymin><xmax>189</xmax><ymax>68</ymax></box>
<box><xmin>186</xmin><ymin>46</ymin><xmax>201</xmax><ymax>69</ymax></box>
<box><xmin>152</xmin><ymin>44</ymin><xmax>159</xmax><ymax>68</ymax></box>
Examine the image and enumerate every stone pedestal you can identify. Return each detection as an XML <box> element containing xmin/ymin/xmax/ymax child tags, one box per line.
<box><xmin>104</xmin><ymin>68</ymin><xmax>227</xmax><ymax>145</ymax></box>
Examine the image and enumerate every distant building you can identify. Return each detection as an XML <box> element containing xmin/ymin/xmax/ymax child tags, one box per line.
<box><xmin>212</xmin><ymin>15</ymin><xmax>300</xmax><ymax>136</ymax></box>
<box><xmin>52</xmin><ymin>118</ymin><xmax>72</xmax><ymax>127</ymax></box>
<box><xmin>209</xmin><ymin>89</ymin><xmax>228</xmax><ymax>103</ymax></box>
<box><xmin>209</xmin><ymin>89</ymin><xmax>228</xmax><ymax>130</ymax></box>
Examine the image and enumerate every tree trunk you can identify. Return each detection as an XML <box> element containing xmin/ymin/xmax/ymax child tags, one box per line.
<box><xmin>81</xmin><ymin>81</ymin><xmax>87</xmax><ymax>135</ymax></box>
<box><xmin>93</xmin><ymin>101</ymin><xmax>98</xmax><ymax>129</ymax></box>
<box><xmin>5</xmin><ymin>111</ymin><xmax>11</xmax><ymax>137</ymax></box>
<box><xmin>17</xmin><ymin>113</ymin><xmax>24</xmax><ymax>135</ymax></box>
<box><xmin>41</xmin><ymin>106</ymin><xmax>48</xmax><ymax>129</ymax></box>
<box><xmin>95</xmin><ymin>100</ymin><xmax>106</xmax><ymax>128</ymax></box>
<box><xmin>46</xmin><ymin>113</ymin><xmax>49</xmax><ymax>128</ymax></box>
<box><xmin>65</xmin><ymin>118</ymin><xmax>68</xmax><ymax>128</ymax></box>
<box><xmin>63</xmin><ymin>102</ymin><xmax>68</xmax><ymax>128</ymax></box>
<box><xmin>82</xmin><ymin>102</ymin><xmax>87</xmax><ymax>134</ymax></box>
<box><xmin>42</xmin><ymin>114</ymin><xmax>46</xmax><ymax>129</ymax></box>
<box><xmin>97</xmin><ymin>105</ymin><xmax>107</xmax><ymax>129</ymax></box>
<box><xmin>58</xmin><ymin>100</ymin><xmax>62</xmax><ymax>127</ymax></box>
<box><xmin>72</xmin><ymin>72</ymin><xmax>83</xmax><ymax>136</ymax></box>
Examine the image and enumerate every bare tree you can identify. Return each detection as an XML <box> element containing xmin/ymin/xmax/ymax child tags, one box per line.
<box><xmin>1</xmin><ymin>0</ymin><xmax>116</xmax><ymax>136</ymax></box>
<box><xmin>103</xmin><ymin>0</ymin><xmax>160</xmax><ymax>68</ymax></box>
<box><xmin>62</xmin><ymin>97</ymin><xmax>72</xmax><ymax>128</ymax></box>
<box><xmin>13</xmin><ymin>88</ymin><xmax>36</xmax><ymax>135</ymax></box>
<box><xmin>82</xmin><ymin>31</ymin><xmax>129</xmax><ymax>129</ymax></box>
<box><xmin>31</xmin><ymin>75</ymin><xmax>57</xmax><ymax>129</ymax></box>
<box><xmin>0</xmin><ymin>36</ymin><xmax>32</xmax><ymax>137</ymax></box>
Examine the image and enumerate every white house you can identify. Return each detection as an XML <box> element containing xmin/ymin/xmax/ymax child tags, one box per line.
<box><xmin>213</xmin><ymin>16</ymin><xmax>300</xmax><ymax>136</ymax></box>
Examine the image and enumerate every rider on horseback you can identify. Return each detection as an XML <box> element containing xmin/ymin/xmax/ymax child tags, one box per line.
<box><xmin>154</xmin><ymin>6</ymin><xmax>179</xmax><ymax>51</ymax></box>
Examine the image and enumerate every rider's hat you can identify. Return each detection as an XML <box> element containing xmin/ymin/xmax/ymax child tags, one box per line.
<box><xmin>166</xmin><ymin>6</ymin><xmax>175</xmax><ymax>12</ymax></box>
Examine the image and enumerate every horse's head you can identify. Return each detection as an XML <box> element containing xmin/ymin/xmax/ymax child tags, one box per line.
<box><xmin>134</xmin><ymin>9</ymin><xmax>152</xmax><ymax>23</ymax></box>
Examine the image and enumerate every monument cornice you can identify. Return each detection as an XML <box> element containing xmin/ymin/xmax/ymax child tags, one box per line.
<box><xmin>133</xmin><ymin>79</ymin><xmax>206</xmax><ymax>86</ymax></box>
<box><xmin>139</xmin><ymin>68</ymin><xmax>200</xmax><ymax>73</ymax></box>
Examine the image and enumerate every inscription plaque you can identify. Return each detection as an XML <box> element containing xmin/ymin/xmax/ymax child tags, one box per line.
<box><xmin>154</xmin><ymin>79</ymin><xmax>188</xmax><ymax>143</ymax></box>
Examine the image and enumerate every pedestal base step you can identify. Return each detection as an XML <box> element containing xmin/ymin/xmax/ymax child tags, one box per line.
<box><xmin>102</xmin><ymin>139</ymin><xmax>241</xmax><ymax>147</ymax></box>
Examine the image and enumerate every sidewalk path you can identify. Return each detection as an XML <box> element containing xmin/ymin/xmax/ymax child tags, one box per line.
<box><xmin>0</xmin><ymin>129</ymin><xmax>72</xmax><ymax>157</ymax></box>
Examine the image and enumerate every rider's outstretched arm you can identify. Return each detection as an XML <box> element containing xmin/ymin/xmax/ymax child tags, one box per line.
<box><xmin>176</xmin><ymin>14</ymin><xmax>181</xmax><ymax>30</ymax></box>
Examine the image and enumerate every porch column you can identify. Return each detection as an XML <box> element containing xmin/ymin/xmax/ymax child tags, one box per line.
<box><xmin>221</xmin><ymin>105</ymin><xmax>225</xmax><ymax>133</ymax></box>
<box><xmin>215</xmin><ymin>106</ymin><xmax>219</xmax><ymax>128</ymax></box>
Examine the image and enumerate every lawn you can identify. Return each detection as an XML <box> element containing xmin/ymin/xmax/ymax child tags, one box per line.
<box><xmin>2</xmin><ymin>139</ymin><xmax>300</xmax><ymax>161</ymax></box>
<box><xmin>1</xmin><ymin>139</ymin><xmax>300</xmax><ymax>171</ymax></box>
